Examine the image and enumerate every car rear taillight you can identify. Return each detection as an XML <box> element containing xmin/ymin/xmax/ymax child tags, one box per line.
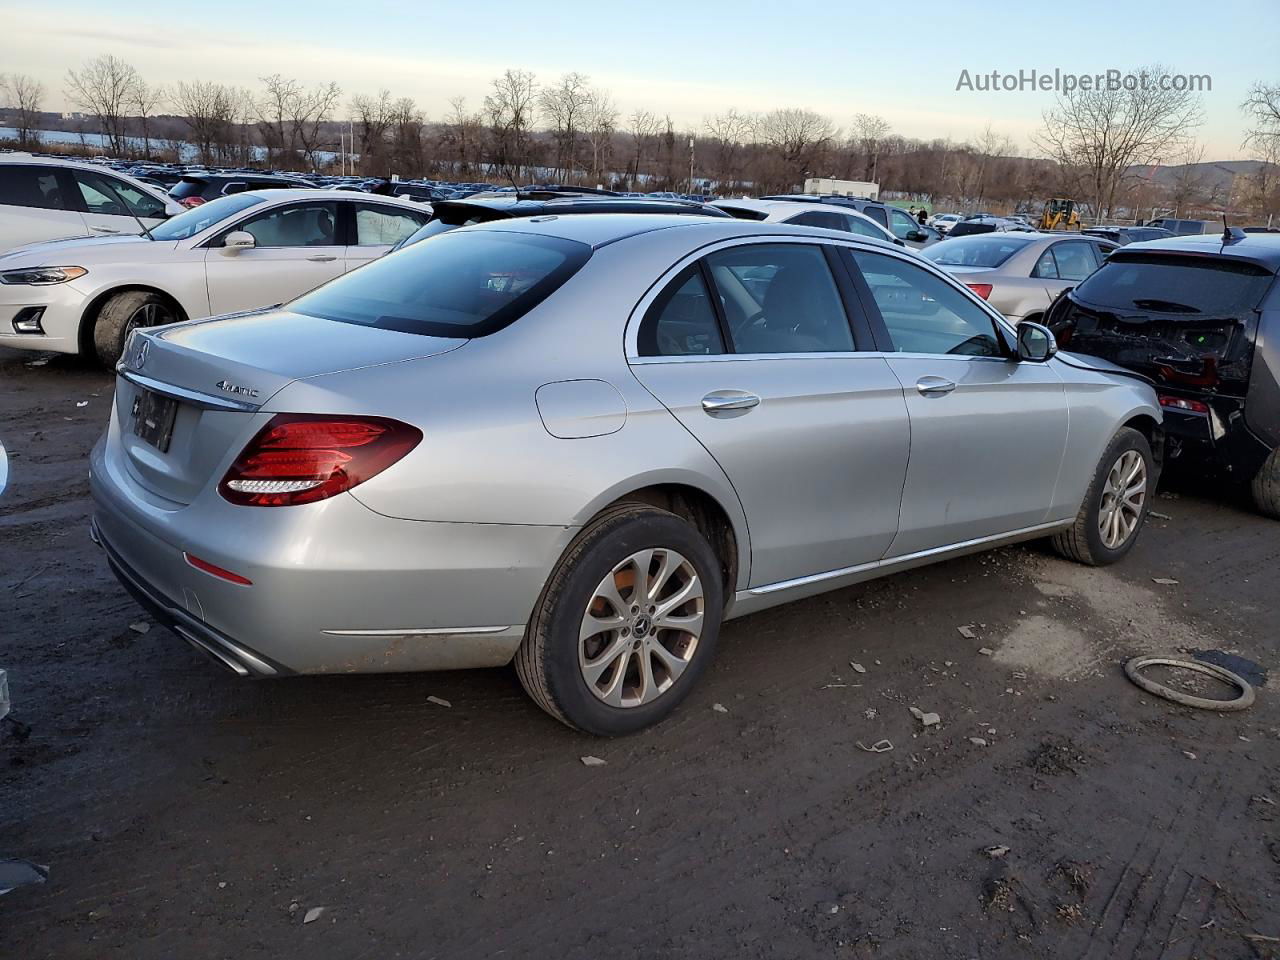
<box><xmin>965</xmin><ymin>283</ymin><xmax>993</xmax><ymax>300</ymax></box>
<box><xmin>219</xmin><ymin>414</ymin><xmax>422</xmax><ymax>507</ymax></box>
<box><xmin>1158</xmin><ymin>394</ymin><xmax>1210</xmax><ymax>414</ymax></box>
<box><xmin>179</xmin><ymin>196</ymin><xmax>206</xmax><ymax>208</ymax></box>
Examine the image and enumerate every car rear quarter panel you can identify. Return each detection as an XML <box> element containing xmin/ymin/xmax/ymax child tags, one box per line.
<box><xmin>1245</xmin><ymin>289</ymin><xmax>1280</xmax><ymax>450</ymax></box>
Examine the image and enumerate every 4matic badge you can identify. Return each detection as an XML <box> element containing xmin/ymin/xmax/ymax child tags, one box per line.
<box><xmin>215</xmin><ymin>379</ymin><xmax>260</xmax><ymax>399</ymax></box>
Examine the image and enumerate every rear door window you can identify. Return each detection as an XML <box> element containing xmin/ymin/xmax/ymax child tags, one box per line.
<box><xmin>862</xmin><ymin>205</ymin><xmax>888</xmax><ymax>227</ymax></box>
<box><xmin>352</xmin><ymin>203</ymin><xmax>426</xmax><ymax>245</ymax></box>
<box><xmin>840</xmin><ymin>214</ymin><xmax>889</xmax><ymax>240</ymax></box>
<box><xmin>0</xmin><ymin>165</ymin><xmax>67</xmax><ymax>210</ymax></box>
<box><xmin>290</xmin><ymin>230</ymin><xmax>591</xmax><ymax>338</ymax></box>
<box><xmin>785</xmin><ymin>210</ymin><xmax>848</xmax><ymax>231</ymax></box>
<box><xmin>851</xmin><ymin>250</ymin><xmax>1004</xmax><ymax>357</ymax></box>
<box><xmin>73</xmin><ymin>171</ymin><xmax>167</xmax><ymax>219</ymax></box>
<box><xmin>638</xmin><ymin>264</ymin><xmax>725</xmax><ymax>356</ymax></box>
<box><xmin>1050</xmin><ymin>241</ymin><xmax>1099</xmax><ymax>281</ymax></box>
<box><xmin>704</xmin><ymin>243</ymin><xmax>854</xmax><ymax>354</ymax></box>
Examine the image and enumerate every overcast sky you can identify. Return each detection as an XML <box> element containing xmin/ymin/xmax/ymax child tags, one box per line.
<box><xmin>2</xmin><ymin>0</ymin><xmax>1274</xmax><ymax>160</ymax></box>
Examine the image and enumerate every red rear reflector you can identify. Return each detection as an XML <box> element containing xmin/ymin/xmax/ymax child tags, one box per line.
<box><xmin>965</xmin><ymin>283</ymin><xmax>993</xmax><ymax>300</ymax></box>
<box><xmin>184</xmin><ymin>552</ymin><xmax>253</xmax><ymax>585</ymax></box>
<box><xmin>178</xmin><ymin>196</ymin><xmax>205</xmax><ymax>208</ymax></box>
<box><xmin>219</xmin><ymin>414</ymin><xmax>422</xmax><ymax>507</ymax></box>
<box><xmin>1158</xmin><ymin>394</ymin><xmax>1209</xmax><ymax>414</ymax></box>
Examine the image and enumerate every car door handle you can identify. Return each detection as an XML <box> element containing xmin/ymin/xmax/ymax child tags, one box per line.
<box><xmin>306</xmin><ymin>254</ymin><xmax>337</xmax><ymax>262</ymax></box>
<box><xmin>90</xmin><ymin>225</ymin><xmax>121</xmax><ymax>234</ymax></box>
<box><xmin>701</xmin><ymin>391</ymin><xmax>761</xmax><ymax>413</ymax></box>
<box><xmin>915</xmin><ymin>376</ymin><xmax>956</xmax><ymax>396</ymax></box>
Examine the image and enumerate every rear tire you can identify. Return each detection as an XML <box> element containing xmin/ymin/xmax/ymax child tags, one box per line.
<box><xmin>1052</xmin><ymin>427</ymin><xmax>1153</xmax><ymax>566</ymax></box>
<box><xmin>515</xmin><ymin>504</ymin><xmax>724</xmax><ymax>736</ymax></box>
<box><xmin>91</xmin><ymin>290</ymin><xmax>178</xmax><ymax>368</ymax></box>
<box><xmin>1251</xmin><ymin>448</ymin><xmax>1280</xmax><ymax>520</ymax></box>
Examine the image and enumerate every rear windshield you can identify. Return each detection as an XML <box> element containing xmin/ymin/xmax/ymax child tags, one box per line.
<box><xmin>715</xmin><ymin>205</ymin><xmax>769</xmax><ymax>222</ymax></box>
<box><xmin>149</xmin><ymin>193</ymin><xmax>265</xmax><ymax>240</ymax></box>
<box><xmin>1073</xmin><ymin>255</ymin><xmax>1274</xmax><ymax>316</ymax></box>
<box><xmin>395</xmin><ymin>206</ymin><xmax>502</xmax><ymax>250</ymax></box>
<box><xmin>168</xmin><ymin>178</ymin><xmax>210</xmax><ymax>200</ymax></box>
<box><xmin>292</xmin><ymin>229</ymin><xmax>592</xmax><ymax>337</ymax></box>
<box><xmin>924</xmin><ymin>235</ymin><xmax>1031</xmax><ymax>268</ymax></box>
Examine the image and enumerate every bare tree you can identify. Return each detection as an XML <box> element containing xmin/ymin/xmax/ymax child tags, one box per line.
<box><xmin>484</xmin><ymin>69</ymin><xmax>538</xmax><ymax>181</ymax></box>
<box><xmin>445</xmin><ymin>97</ymin><xmax>483</xmax><ymax>177</ymax></box>
<box><xmin>2</xmin><ymin>73</ymin><xmax>44</xmax><ymax>147</ymax></box>
<box><xmin>755</xmin><ymin>107</ymin><xmax>835</xmax><ymax>192</ymax></box>
<box><xmin>851</xmin><ymin>113</ymin><xmax>891</xmax><ymax>183</ymax></box>
<box><xmin>172</xmin><ymin>80</ymin><xmax>237</xmax><ymax>163</ymax></box>
<box><xmin>351</xmin><ymin>89</ymin><xmax>393</xmax><ymax>174</ymax></box>
<box><xmin>1034</xmin><ymin>64</ymin><xmax>1202</xmax><ymax>218</ymax></box>
<box><xmin>1242</xmin><ymin>80</ymin><xmax>1280</xmax><ymax>151</ymax></box>
<box><xmin>538</xmin><ymin>72</ymin><xmax>592</xmax><ymax>181</ymax></box>
<box><xmin>256</xmin><ymin>75</ymin><xmax>341</xmax><ymax>170</ymax></box>
<box><xmin>1166</xmin><ymin>143</ymin><xmax>1208</xmax><ymax>216</ymax></box>
<box><xmin>131</xmin><ymin>79</ymin><xmax>166</xmax><ymax>160</ymax></box>
<box><xmin>66</xmin><ymin>55</ymin><xmax>140</xmax><ymax>154</ymax></box>
<box><xmin>703</xmin><ymin>109</ymin><xmax>753</xmax><ymax>190</ymax></box>
<box><xmin>627</xmin><ymin>109</ymin><xmax>659</xmax><ymax>189</ymax></box>
<box><xmin>583</xmin><ymin>89</ymin><xmax>618</xmax><ymax>187</ymax></box>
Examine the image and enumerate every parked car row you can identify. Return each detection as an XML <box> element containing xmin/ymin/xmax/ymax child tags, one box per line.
<box><xmin>5</xmin><ymin>144</ymin><xmax>1279</xmax><ymax>735</ymax></box>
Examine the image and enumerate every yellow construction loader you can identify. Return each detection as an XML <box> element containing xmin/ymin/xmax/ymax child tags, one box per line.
<box><xmin>1039</xmin><ymin>198</ymin><xmax>1080</xmax><ymax>231</ymax></box>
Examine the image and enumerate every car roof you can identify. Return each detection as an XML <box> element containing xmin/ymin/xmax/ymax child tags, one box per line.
<box><xmin>1110</xmin><ymin>231</ymin><xmax>1280</xmax><ymax>270</ymax></box>
<box><xmin>438</xmin><ymin>195</ymin><xmax>724</xmax><ymax>217</ymax></box>
<box><xmin>230</xmin><ymin>188</ymin><xmax>421</xmax><ymax>205</ymax></box>
<box><xmin>464</xmin><ymin>213</ymin><xmax>904</xmax><ymax>251</ymax></box>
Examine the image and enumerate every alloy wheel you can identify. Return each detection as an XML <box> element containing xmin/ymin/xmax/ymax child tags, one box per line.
<box><xmin>124</xmin><ymin>302</ymin><xmax>173</xmax><ymax>339</ymax></box>
<box><xmin>578</xmin><ymin>548</ymin><xmax>705</xmax><ymax>708</ymax></box>
<box><xmin>1098</xmin><ymin>449</ymin><xmax>1147</xmax><ymax>549</ymax></box>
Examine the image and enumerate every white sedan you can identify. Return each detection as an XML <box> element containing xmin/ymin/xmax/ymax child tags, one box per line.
<box><xmin>0</xmin><ymin>190</ymin><xmax>429</xmax><ymax>365</ymax></box>
<box><xmin>709</xmin><ymin>198</ymin><xmax>907</xmax><ymax>246</ymax></box>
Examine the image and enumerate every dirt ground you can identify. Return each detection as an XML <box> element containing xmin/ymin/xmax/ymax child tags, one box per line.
<box><xmin>2</xmin><ymin>346</ymin><xmax>1278</xmax><ymax>960</ymax></box>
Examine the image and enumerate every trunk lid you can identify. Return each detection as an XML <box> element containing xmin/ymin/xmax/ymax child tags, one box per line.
<box><xmin>1048</xmin><ymin>253</ymin><xmax>1274</xmax><ymax>397</ymax></box>
<box><xmin>114</xmin><ymin>309</ymin><xmax>463</xmax><ymax>505</ymax></box>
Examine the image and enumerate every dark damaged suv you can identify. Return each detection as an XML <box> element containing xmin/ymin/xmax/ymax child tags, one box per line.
<box><xmin>1047</xmin><ymin>229</ymin><xmax>1280</xmax><ymax>517</ymax></box>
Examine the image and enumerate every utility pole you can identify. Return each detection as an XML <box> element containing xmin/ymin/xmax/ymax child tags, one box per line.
<box><xmin>688</xmin><ymin>137</ymin><xmax>695</xmax><ymax>195</ymax></box>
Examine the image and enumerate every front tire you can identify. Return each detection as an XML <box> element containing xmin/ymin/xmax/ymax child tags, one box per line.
<box><xmin>1052</xmin><ymin>427</ymin><xmax>1153</xmax><ymax>566</ymax></box>
<box><xmin>91</xmin><ymin>290</ymin><xmax>178</xmax><ymax>367</ymax></box>
<box><xmin>515</xmin><ymin>504</ymin><xmax>724</xmax><ymax>735</ymax></box>
<box><xmin>1252</xmin><ymin>448</ymin><xmax>1280</xmax><ymax>520</ymax></box>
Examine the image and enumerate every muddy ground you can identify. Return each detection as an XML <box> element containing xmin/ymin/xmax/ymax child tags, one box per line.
<box><xmin>1</xmin><ymin>347</ymin><xmax>1278</xmax><ymax>959</ymax></box>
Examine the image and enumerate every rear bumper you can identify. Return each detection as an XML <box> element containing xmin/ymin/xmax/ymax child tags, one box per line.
<box><xmin>1162</xmin><ymin>404</ymin><xmax>1273</xmax><ymax>476</ymax></box>
<box><xmin>89</xmin><ymin>432</ymin><xmax>573</xmax><ymax>675</ymax></box>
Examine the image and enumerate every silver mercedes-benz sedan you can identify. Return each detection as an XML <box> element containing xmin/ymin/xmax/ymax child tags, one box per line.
<box><xmin>90</xmin><ymin>214</ymin><xmax>1162</xmax><ymax>735</ymax></box>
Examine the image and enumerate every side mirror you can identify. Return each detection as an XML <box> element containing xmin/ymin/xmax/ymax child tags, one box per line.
<box><xmin>1016</xmin><ymin>321</ymin><xmax>1057</xmax><ymax>362</ymax></box>
<box><xmin>906</xmin><ymin>230</ymin><xmax>927</xmax><ymax>243</ymax></box>
<box><xmin>163</xmin><ymin>199</ymin><xmax>185</xmax><ymax>218</ymax></box>
<box><xmin>222</xmin><ymin>231</ymin><xmax>256</xmax><ymax>253</ymax></box>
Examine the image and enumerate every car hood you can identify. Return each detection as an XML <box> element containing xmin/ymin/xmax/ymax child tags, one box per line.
<box><xmin>1055</xmin><ymin>349</ymin><xmax>1154</xmax><ymax>384</ymax></box>
<box><xmin>0</xmin><ymin>234</ymin><xmax>175</xmax><ymax>265</ymax></box>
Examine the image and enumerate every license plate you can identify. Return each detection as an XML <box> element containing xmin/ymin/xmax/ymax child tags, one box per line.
<box><xmin>131</xmin><ymin>389</ymin><xmax>178</xmax><ymax>452</ymax></box>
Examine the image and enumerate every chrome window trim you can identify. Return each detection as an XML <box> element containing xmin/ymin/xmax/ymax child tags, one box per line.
<box><xmin>624</xmin><ymin>233</ymin><xmax>1017</xmax><ymax>363</ymax></box>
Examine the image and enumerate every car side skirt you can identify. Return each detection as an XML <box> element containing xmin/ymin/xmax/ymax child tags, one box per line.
<box><xmin>726</xmin><ymin>519</ymin><xmax>1072</xmax><ymax>620</ymax></box>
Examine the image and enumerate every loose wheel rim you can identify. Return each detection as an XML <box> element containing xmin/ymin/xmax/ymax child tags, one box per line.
<box><xmin>1098</xmin><ymin>449</ymin><xmax>1147</xmax><ymax>549</ymax></box>
<box><xmin>578</xmin><ymin>547</ymin><xmax>705</xmax><ymax>708</ymax></box>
